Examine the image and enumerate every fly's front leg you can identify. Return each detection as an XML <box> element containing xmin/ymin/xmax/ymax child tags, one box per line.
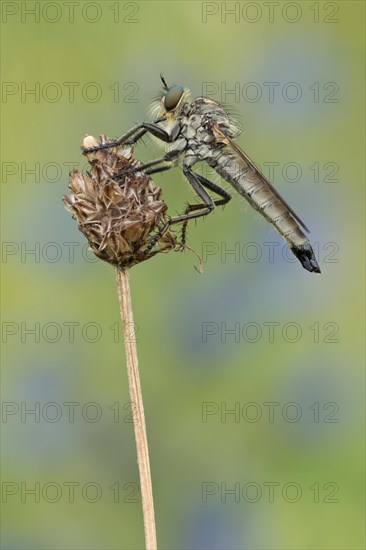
<box><xmin>81</xmin><ymin>123</ymin><xmax>147</xmax><ymax>153</ymax></box>
<box><xmin>81</xmin><ymin>120</ymin><xmax>178</xmax><ymax>154</ymax></box>
<box><xmin>179</xmin><ymin>172</ymin><xmax>232</xmax><ymax>248</ymax></box>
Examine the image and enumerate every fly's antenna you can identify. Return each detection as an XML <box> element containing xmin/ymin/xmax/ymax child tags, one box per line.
<box><xmin>160</xmin><ymin>73</ymin><xmax>169</xmax><ymax>90</ymax></box>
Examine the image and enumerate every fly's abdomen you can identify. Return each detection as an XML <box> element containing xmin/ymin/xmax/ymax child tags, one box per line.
<box><xmin>243</xmin><ymin>180</ymin><xmax>306</xmax><ymax>246</ymax></box>
<box><xmin>208</xmin><ymin>148</ymin><xmax>321</xmax><ymax>273</ymax></box>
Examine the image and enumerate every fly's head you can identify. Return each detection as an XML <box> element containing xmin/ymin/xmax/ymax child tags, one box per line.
<box><xmin>148</xmin><ymin>74</ymin><xmax>190</xmax><ymax>123</ymax></box>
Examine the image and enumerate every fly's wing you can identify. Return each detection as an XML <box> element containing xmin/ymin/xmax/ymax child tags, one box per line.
<box><xmin>211</xmin><ymin>123</ymin><xmax>310</xmax><ymax>233</ymax></box>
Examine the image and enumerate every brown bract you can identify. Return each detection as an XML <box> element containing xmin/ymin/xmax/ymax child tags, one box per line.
<box><xmin>63</xmin><ymin>135</ymin><xmax>176</xmax><ymax>269</ymax></box>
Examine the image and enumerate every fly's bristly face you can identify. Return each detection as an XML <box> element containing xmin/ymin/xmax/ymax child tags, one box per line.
<box><xmin>148</xmin><ymin>74</ymin><xmax>190</xmax><ymax>123</ymax></box>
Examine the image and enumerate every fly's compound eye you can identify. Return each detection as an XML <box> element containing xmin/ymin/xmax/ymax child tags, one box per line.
<box><xmin>164</xmin><ymin>86</ymin><xmax>184</xmax><ymax>111</ymax></box>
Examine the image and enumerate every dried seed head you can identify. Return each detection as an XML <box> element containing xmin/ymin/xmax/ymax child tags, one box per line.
<box><xmin>63</xmin><ymin>135</ymin><xmax>176</xmax><ymax>269</ymax></box>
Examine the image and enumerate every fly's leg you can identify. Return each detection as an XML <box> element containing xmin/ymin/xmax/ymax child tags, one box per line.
<box><xmin>81</xmin><ymin>124</ymin><xmax>148</xmax><ymax>153</ymax></box>
<box><xmin>144</xmin><ymin>167</ymin><xmax>216</xmax><ymax>255</ymax></box>
<box><xmin>82</xmin><ymin>121</ymin><xmax>178</xmax><ymax>154</ymax></box>
<box><xmin>113</xmin><ymin>150</ymin><xmax>179</xmax><ymax>181</ymax></box>
<box><xmin>144</xmin><ymin>165</ymin><xmax>172</xmax><ymax>175</ymax></box>
<box><xmin>180</xmin><ymin>173</ymin><xmax>231</xmax><ymax>247</ymax></box>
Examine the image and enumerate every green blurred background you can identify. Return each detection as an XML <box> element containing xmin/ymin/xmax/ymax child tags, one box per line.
<box><xmin>1</xmin><ymin>1</ymin><xmax>365</xmax><ymax>548</ymax></box>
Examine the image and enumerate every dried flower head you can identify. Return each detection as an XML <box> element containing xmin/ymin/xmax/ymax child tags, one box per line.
<box><xmin>63</xmin><ymin>135</ymin><xmax>176</xmax><ymax>269</ymax></box>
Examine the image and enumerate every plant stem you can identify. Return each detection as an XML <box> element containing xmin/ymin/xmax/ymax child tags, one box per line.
<box><xmin>116</xmin><ymin>268</ymin><xmax>157</xmax><ymax>550</ymax></box>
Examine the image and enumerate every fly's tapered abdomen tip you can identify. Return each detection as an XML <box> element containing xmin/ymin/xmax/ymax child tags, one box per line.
<box><xmin>291</xmin><ymin>243</ymin><xmax>321</xmax><ymax>274</ymax></box>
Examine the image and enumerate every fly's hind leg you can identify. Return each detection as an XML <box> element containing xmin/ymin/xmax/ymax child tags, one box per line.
<box><xmin>144</xmin><ymin>168</ymin><xmax>231</xmax><ymax>255</ymax></box>
<box><xmin>179</xmin><ymin>172</ymin><xmax>231</xmax><ymax>248</ymax></box>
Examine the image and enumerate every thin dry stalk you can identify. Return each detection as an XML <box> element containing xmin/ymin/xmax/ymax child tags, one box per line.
<box><xmin>64</xmin><ymin>135</ymin><xmax>177</xmax><ymax>549</ymax></box>
<box><xmin>116</xmin><ymin>267</ymin><xmax>157</xmax><ymax>550</ymax></box>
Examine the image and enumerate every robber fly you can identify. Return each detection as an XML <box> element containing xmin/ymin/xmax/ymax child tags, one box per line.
<box><xmin>83</xmin><ymin>75</ymin><xmax>321</xmax><ymax>273</ymax></box>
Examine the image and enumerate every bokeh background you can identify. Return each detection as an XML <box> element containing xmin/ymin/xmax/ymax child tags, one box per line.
<box><xmin>1</xmin><ymin>1</ymin><xmax>365</xmax><ymax>549</ymax></box>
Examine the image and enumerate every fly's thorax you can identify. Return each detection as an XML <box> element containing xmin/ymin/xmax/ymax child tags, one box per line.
<box><xmin>180</xmin><ymin>112</ymin><xmax>203</xmax><ymax>138</ymax></box>
<box><xmin>189</xmin><ymin>97</ymin><xmax>241</xmax><ymax>138</ymax></box>
<box><xmin>183</xmin><ymin>135</ymin><xmax>217</xmax><ymax>165</ymax></box>
<box><xmin>180</xmin><ymin>112</ymin><xmax>217</xmax><ymax>164</ymax></box>
<box><xmin>167</xmin><ymin>137</ymin><xmax>187</xmax><ymax>160</ymax></box>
